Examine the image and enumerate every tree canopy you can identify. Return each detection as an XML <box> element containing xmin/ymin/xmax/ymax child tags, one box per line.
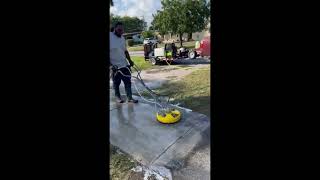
<box><xmin>110</xmin><ymin>14</ymin><xmax>147</xmax><ymax>33</ymax></box>
<box><xmin>141</xmin><ymin>31</ymin><xmax>155</xmax><ymax>39</ymax></box>
<box><xmin>152</xmin><ymin>0</ymin><xmax>210</xmax><ymax>47</ymax></box>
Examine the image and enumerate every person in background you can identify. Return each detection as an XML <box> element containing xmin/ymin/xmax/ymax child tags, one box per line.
<box><xmin>172</xmin><ymin>43</ymin><xmax>177</xmax><ymax>58</ymax></box>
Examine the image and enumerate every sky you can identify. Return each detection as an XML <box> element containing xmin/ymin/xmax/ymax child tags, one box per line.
<box><xmin>110</xmin><ymin>0</ymin><xmax>162</xmax><ymax>27</ymax></box>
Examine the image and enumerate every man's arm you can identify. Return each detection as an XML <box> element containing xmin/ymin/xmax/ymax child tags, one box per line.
<box><xmin>125</xmin><ymin>50</ymin><xmax>134</xmax><ymax>67</ymax></box>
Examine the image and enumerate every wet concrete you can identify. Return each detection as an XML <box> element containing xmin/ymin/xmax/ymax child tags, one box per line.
<box><xmin>109</xmin><ymin>78</ymin><xmax>167</xmax><ymax>106</ymax></box>
<box><xmin>109</xmin><ymin>93</ymin><xmax>210</xmax><ymax>171</ymax></box>
<box><xmin>109</xmin><ymin>65</ymin><xmax>211</xmax><ymax>178</ymax></box>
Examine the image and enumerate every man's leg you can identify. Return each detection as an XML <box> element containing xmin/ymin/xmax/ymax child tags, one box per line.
<box><xmin>121</xmin><ymin>68</ymin><xmax>138</xmax><ymax>103</ymax></box>
<box><xmin>112</xmin><ymin>70</ymin><xmax>124</xmax><ymax>103</ymax></box>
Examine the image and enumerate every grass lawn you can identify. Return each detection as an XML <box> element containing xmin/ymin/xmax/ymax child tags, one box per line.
<box><xmin>130</xmin><ymin>56</ymin><xmax>152</xmax><ymax>71</ymax></box>
<box><xmin>127</xmin><ymin>45</ymin><xmax>144</xmax><ymax>51</ymax></box>
<box><xmin>128</xmin><ymin>41</ymin><xmax>196</xmax><ymax>52</ymax></box>
<box><xmin>150</xmin><ymin>67</ymin><xmax>211</xmax><ymax>117</ymax></box>
<box><xmin>110</xmin><ymin>144</ymin><xmax>139</xmax><ymax>180</ymax></box>
<box><xmin>158</xmin><ymin>67</ymin><xmax>210</xmax><ymax>117</ymax></box>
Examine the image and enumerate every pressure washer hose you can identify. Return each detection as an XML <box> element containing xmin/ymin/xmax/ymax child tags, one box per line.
<box><xmin>110</xmin><ymin>65</ymin><xmax>168</xmax><ymax>113</ymax></box>
<box><xmin>109</xmin><ymin>62</ymin><xmax>194</xmax><ymax>116</ymax></box>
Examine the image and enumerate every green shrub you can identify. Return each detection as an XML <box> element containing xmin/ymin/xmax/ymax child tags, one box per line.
<box><xmin>142</xmin><ymin>31</ymin><xmax>154</xmax><ymax>39</ymax></box>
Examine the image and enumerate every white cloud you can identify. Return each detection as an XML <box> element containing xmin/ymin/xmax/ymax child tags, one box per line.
<box><xmin>110</xmin><ymin>6</ymin><xmax>118</xmax><ymax>14</ymax></box>
<box><xmin>110</xmin><ymin>0</ymin><xmax>162</xmax><ymax>27</ymax></box>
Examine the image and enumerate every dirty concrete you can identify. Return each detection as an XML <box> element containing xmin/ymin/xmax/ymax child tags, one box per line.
<box><xmin>171</xmin><ymin>126</ymin><xmax>210</xmax><ymax>180</ymax></box>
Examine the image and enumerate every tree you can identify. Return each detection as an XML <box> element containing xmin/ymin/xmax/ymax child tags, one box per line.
<box><xmin>142</xmin><ymin>31</ymin><xmax>155</xmax><ymax>39</ymax></box>
<box><xmin>152</xmin><ymin>0</ymin><xmax>210</xmax><ymax>47</ymax></box>
<box><xmin>151</xmin><ymin>11</ymin><xmax>167</xmax><ymax>37</ymax></box>
<box><xmin>111</xmin><ymin>15</ymin><xmax>147</xmax><ymax>33</ymax></box>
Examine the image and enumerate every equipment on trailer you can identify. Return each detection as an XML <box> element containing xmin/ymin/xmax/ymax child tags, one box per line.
<box><xmin>144</xmin><ymin>42</ymin><xmax>197</xmax><ymax>65</ymax></box>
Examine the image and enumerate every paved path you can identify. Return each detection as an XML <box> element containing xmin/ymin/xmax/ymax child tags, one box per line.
<box><xmin>129</xmin><ymin>51</ymin><xmax>144</xmax><ymax>57</ymax></box>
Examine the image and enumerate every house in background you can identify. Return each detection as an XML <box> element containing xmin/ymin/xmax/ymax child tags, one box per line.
<box><xmin>192</xmin><ymin>30</ymin><xmax>210</xmax><ymax>41</ymax></box>
<box><xmin>163</xmin><ymin>33</ymin><xmax>189</xmax><ymax>42</ymax></box>
<box><xmin>154</xmin><ymin>31</ymin><xmax>163</xmax><ymax>41</ymax></box>
<box><xmin>161</xmin><ymin>20</ymin><xmax>211</xmax><ymax>42</ymax></box>
<box><xmin>192</xmin><ymin>20</ymin><xmax>210</xmax><ymax>41</ymax></box>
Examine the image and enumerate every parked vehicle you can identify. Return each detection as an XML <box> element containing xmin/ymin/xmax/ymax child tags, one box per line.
<box><xmin>143</xmin><ymin>38</ymin><xmax>158</xmax><ymax>44</ymax></box>
<box><xmin>132</xmin><ymin>34</ymin><xmax>144</xmax><ymax>43</ymax></box>
<box><xmin>188</xmin><ymin>36</ymin><xmax>211</xmax><ymax>59</ymax></box>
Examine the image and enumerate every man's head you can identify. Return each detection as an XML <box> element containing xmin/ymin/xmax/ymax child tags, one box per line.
<box><xmin>114</xmin><ymin>22</ymin><xmax>124</xmax><ymax>37</ymax></box>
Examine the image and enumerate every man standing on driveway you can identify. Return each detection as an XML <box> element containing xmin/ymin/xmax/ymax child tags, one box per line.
<box><xmin>110</xmin><ymin>22</ymin><xmax>138</xmax><ymax>103</ymax></box>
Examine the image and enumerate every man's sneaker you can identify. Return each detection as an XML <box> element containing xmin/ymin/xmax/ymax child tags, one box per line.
<box><xmin>127</xmin><ymin>99</ymin><xmax>138</xmax><ymax>103</ymax></box>
<box><xmin>116</xmin><ymin>97</ymin><xmax>124</xmax><ymax>103</ymax></box>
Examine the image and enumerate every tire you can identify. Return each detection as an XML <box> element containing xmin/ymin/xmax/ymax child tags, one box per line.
<box><xmin>150</xmin><ymin>57</ymin><xmax>158</xmax><ymax>65</ymax></box>
<box><xmin>188</xmin><ymin>50</ymin><xmax>197</xmax><ymax>59</ymax></box>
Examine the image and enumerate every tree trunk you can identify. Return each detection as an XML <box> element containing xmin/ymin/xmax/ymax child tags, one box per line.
<box><xmin>179</xmin><ymin>33</ymin><xmax>183</xmax><ymax>47</ymax></box>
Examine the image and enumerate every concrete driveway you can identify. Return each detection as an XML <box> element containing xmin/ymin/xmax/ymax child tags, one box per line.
<box><xmin>109</xmin><ymin>93</ymin><xmax>211</xmax><ymax>179</ymax></box>
<box><xmin>129</xmin><ymin>51</ymin><xmax>144</xmax><ymax>57</ymax></box>
<box><xmin>109</xmin><ymin>60</ymin><xmax>211</xmax><ymax>179</ymax></box>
